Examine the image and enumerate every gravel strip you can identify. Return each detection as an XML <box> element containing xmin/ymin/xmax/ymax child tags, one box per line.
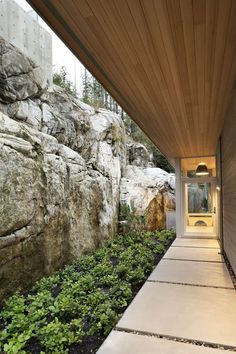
<box><xmin>115</xmin><ymin>327</ymin><xmax>236</xmax><ymax>352</ymax></box>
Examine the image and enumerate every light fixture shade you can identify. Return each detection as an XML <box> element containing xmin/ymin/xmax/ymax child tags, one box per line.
<box><xmin>196</xmin><ymin>163</ymin><xmax>209</xmax><ymax>176</ymax></box>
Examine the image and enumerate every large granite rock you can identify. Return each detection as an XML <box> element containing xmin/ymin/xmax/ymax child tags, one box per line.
<box><xmin>0</xmin><ymin>36</ymin><xmax>48</xmax><ymax>103</ymax></box>
<box><xmin>120</xmin><ymin>166</ymin><xmax>175</xmax><ymax>230</ymax></box>
<box><xmin>126</xmin><ymin>142</ymin><xmax>150</xmax><ymax>167</ymax></box>
<box><xmin>0</xmin><ymin>107</ymin><xmax>125</xmax><ymax>300</ymax></box>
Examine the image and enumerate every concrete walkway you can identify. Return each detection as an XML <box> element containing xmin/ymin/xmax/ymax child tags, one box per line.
<box><xmin>97</xmin><ymin>238</ymin><xmax>236</xmax><ymax>354</ymax></box>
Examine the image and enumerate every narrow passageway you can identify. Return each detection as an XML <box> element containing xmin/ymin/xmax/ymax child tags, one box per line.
<box><xmin>97</xmin><ymin>238</ymin><xmax>236</xmax><ymax>354</ymax></box>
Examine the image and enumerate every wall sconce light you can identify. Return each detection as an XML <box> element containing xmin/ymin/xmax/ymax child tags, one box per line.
<box><xmin>196</xmin><ymin>162</ymin><xmax>209</xmax><ymax>176</ymax></box>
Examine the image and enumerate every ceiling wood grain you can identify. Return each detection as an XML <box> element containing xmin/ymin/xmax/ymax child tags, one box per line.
<box><xmin>28</xmin><ymin>0</ymin><xmax>236</xmax><ymax>158</ymax></box>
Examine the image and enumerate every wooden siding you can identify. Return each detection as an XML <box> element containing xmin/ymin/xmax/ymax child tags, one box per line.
<box><xmin>221</xmin><ymin>92</ymin><xmax>236</xmax><ymax>274</ymax></box>
<box><xmin>28</xmin><ymin>0</ymin><xmax>236</xmax><ymax>159</ymax></box>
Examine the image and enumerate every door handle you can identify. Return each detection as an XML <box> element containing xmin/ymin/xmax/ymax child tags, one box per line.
<box><xmin>213</xmin><ymin>207</ymin><xmax>216</xmax><ymax>214</ymax></box>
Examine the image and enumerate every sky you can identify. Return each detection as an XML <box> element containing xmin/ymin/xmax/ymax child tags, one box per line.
<box><xmin>15</xmin><ymin>0</ymin><xmax>85</xmax><ymax>96</ymax></box>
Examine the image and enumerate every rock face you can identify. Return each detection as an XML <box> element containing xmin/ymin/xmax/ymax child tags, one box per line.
<box><xmin>0</xmin><ymin>76</ymin><xmax>126</xmax><ymax>300</ymax></box>
<box><xmin>0</xmin><ymin>36</ymin><xmax>175</xmax><ymax>301</ymax></box>
<box><xmin>120</xmin><ymin>166</ymin><xmax>175</xmax><ymax>231</ymax></box>
<box><xmin>126</xmin><ymin>142</ymin><xmax>150</xmax><ymax>167</ymax></box>
<box><xmin>0</xmin><ymin>36</ymin><xmax>48</xmax><ymax>103</ymax></box>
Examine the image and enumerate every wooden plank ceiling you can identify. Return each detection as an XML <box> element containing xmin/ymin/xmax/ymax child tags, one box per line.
<box><xmin>28</xmin><ymin>0</ymin><xmax>236</xmax><ymax>158</ymax></box>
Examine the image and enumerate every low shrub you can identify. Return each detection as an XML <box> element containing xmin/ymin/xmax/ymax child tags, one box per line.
<box><xmin>0</xmin><ymin>229</ymin><xmax>175</xmax><ymax>354</ymax></box>
<box><xmin>119</xmin><ymin>201</ymin><xmax>145</xmax><ymax>233</ymax></box>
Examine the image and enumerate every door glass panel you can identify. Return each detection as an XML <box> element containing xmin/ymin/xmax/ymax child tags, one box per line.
<box><xmin>188</xmin><ymin>183</ymin><xmax>212</xmax><ymax>213</ymax></box>
<box><xmin>186</xmin><ymin>182</ymin><xmax>214</xmax><ymax>234</ymax></box>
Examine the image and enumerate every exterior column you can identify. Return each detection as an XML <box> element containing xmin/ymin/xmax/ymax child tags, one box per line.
<box><xmin>175</xmin><ymin>158</ymin><xmax>182</xmax><ymax>238</ymax></box>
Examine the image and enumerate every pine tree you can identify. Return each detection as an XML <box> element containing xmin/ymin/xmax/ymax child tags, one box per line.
<box><xmin>82</xmin><ymin>68</ymin><xmax>92</xmax><ymax>104</ymax></box>
<box><xmin>53</xmin><ymin>66</ymin><xmax>77</xmax><ymax>98</ymax></box>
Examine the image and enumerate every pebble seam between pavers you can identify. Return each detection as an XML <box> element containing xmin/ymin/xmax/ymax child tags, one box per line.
<box><xmin>147</xmin><ymin>279</ymin><xmax>235</xmax><ymax>290</ymax></box>
<box><xmin>114</xmin><ymin>328</ymin><xmax>236</xmax><ymax>352</ymax></box>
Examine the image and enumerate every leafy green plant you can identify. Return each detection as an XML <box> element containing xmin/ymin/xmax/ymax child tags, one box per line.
<box><xmin>0</xmin><ymin>229</ymin><xmax>175</xmax><ymax>354</ymax></box>
<box><xmin>109</xmin><ymin>282</ymin><xmax>132</xmax><ymax>310</ymax></box>
<box><xmin>119</xmin><ymin>200</ymin><xmax>145</xmax><ymax>234</ymax></box>
<box><xmin>89</xmin><ymin>302</ymin><xmax>119</xmax><ymax>336</ymax></box>
<box><xmin>38</xmin><ymin>317</ymin><xmax>84</xmax><ymax>353</ymax></box>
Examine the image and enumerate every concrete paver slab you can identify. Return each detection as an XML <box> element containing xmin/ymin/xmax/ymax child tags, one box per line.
<box><xmin>148</xmin><ymin>260</ymin><xmax>234</xmax><ymax>288</ymax></box>
<box><xmin>117</xmin><ymin>282</ymin><xmax>236</xmax><ymax>347</ymax></box>
<box><xmin>172</xmin><ymin>238</ymin><xmax>220</xmax><ymax>249</ymax></box>
<box><xmin>164</xmin><ymin>246</ymin><xmax>224</xmax><ymax>262</ymax></box>
<box><xmin>97</xmin><ymin>331</ymin><xmax>236</xmax><ymax>354</ymax></box>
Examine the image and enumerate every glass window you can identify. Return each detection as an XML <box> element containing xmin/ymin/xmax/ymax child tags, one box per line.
<box><xmin>181</xmin><ymin>156</ymin><xmax>216</xmax><ymax>177</ymax></box>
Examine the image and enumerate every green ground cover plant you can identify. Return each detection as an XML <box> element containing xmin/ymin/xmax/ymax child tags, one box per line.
<box><xmin>0</xmin><ymin>229</ymin><xmax>175</xmax><ymax>354</ymax></box>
